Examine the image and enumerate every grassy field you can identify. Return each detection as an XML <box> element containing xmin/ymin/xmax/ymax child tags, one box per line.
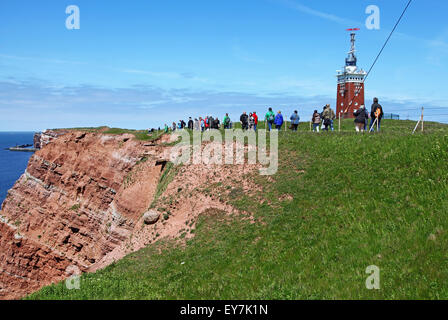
<box><xmin>53</xmin><ymin>126</ymin><xmax>164</xmax><ymax>142</ymax></box>
<box><xmin>102</xmin><ymin>128</ymin><xmax>164</xmax><ymax>141</ymax></box>
<box><xmin>28</xmin><ymin>119</ymin><xmax>448</xmax><ymax>300</ymax></box>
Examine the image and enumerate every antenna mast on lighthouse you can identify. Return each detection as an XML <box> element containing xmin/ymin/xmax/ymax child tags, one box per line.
<box><xmin>346</xmin><ymin>29</ymin><xmax>358</xmax><ymax>67</ymax></box>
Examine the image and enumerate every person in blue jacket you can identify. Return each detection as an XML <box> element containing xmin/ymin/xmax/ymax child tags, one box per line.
<box><xmin>290</xmin><ymin>110</ymin><xmax>300</xmax><ymax>131</ymax></box>
<box><xmin>274</xmin><ymin>111</ymin><xmax>284</xmax><ymax>130</ymax></box>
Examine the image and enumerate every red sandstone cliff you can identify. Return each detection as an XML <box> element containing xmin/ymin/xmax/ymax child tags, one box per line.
<box><xmin>0</xmin><ymin>130</ymin><xmax>167</xmax><ymax>299</ymax></box>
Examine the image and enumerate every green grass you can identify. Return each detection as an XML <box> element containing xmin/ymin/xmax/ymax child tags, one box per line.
<box><xmin>149</xmin><ymin>161</ymin><xmax>179</xmax><ymax>208</ymax></box>
<box><xmin>52</xmin><ymin>126</ymin><xmax>165</xmax><ymax>142</ymax></box>
<box><xmin>103</xmin><ymin>128</ymin><xmax>164</xmax><ymax>141</ymax></box>
<box><xmin>27</xmin><ymin>119</ymin><xmax>448</xmax><ymax>300</ymax></box>
<box><xmin>52</xmin><ymin>126</ymin><xmax>108</xmax><ymax>132</ymax></box>
<box><xmin>70</xmin><ymin>204</ymin><xmax>80</xmax><ymax>211</ymax></box>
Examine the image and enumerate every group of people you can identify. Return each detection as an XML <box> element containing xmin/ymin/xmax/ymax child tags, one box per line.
<box><xmin>165</xmin><ymin>108</ymin><xmax>292</xmax><ymax>133</ymax></box>
<box><xmin>311</xmin><ymin>104</ymin><xmax>336</xmax><ymax>132</ymax></box>
<box><xmin>168</xmin><ymin>116</ymin><xmax>226</xmax><ymax>133</ymax></box>
<box><xmin>353</xmin><ymin>98</ymin><xmax>384</xmax><ymax>132</ymax></box>
<box><xmin>311</xmin><ymin>98</ymin><xmax>384</xmax><ymax>133</ymax></box>
<box><xmin>163</xmin><ymin>98</ymin><xmax>384</xmax><ymax>134</ymax></box>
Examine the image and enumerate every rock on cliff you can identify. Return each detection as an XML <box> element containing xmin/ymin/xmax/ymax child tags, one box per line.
<box><xmin>0</xmin><ymin>130</ymin><xmax>167</xmax><ymax>299</ymax></box>
<box><xmin>33</xmin><ymin>130</ymin><xmax>66</xmax><ymax>150</ymax></box>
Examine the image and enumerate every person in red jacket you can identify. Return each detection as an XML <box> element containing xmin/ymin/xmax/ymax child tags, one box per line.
<box><xmin>253</xmin><ymin>112</ymin><xmax>258</xmax><ymax>131</ymax></box>
<box><xmin>204</xmin><ymin>116</ymin><xmax>209</xmax><ymax>130</ymax></box>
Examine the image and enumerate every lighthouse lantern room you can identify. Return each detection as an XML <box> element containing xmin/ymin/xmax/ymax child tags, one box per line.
<box><xmin>336</xmin><ymin>31</ymin><xmax>367</xmax><ymax>118</ymax></box>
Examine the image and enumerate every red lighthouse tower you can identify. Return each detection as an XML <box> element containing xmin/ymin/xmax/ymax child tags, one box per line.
<box><xmin>336</xmin><ymin>30</ymin><xmax>366</xmax><ymax>118</ymax></box>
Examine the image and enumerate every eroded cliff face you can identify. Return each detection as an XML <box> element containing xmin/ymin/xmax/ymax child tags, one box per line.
<box><xmin>0</xmin><ymin>130</ymin><xmax>167</xmax><ymax>299</ymax></box>
<box><xmin>0</xmin><ymin>130</ymin><xmax>261</xmax><ymax>299</ymax></box>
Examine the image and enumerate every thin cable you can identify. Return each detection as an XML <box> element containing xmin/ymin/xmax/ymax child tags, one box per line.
<box><xmin>344</xmin><ymin>0</ymin><xmax>413</xmax><ymax>113</ymax></box>
<box><xmin>363</xmin><ymin>0</ymin><xmax>413</xmax><ymax>83</ymax></box>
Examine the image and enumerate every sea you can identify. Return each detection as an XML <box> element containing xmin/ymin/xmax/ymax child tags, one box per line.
<box><xmin>0</xmin><ymin>132</ymin><xmax>35</xmax><ymax>205</ymax></box>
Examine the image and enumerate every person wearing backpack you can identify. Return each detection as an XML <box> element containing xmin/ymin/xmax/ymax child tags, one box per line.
<box><xmin>363</xmin><ymin>107</ymin><xmax>370</xmax><ymax>131</ymax></box>
<box><xmin>223</xmin><ymin>113</ymin><xmax>231</xmax><ymax>129</ymax></box>
<box><xmin>322</xmin><ymin>105</ymin><xmax>331</xmax><ymax>131</ymax></box>
<box><xmin>249</xmin><ymin>113</ymin><xmax>255</xmax><ymax>130</ymax></box>
<box><xmin>188</xmin><ymin>117</ymin><xmax>194</xmax><ymax>130</ymax></box>
<box><xmin>354</xmin><ymin>106</ymin><xmax>368</xmax><ymax>132</ymax></box>
<box><xmin>265</xmin><ymin>107</ymin><xmax>275</xmax><ymax>131</ymax></box>
<box><xmin>200</xmin><ymin>117</ymin><xmax>205</xmax><ymax>132</ymax></box>
<box><xmin>212</xmin><ymin>117</ymin><xmax>220</xmax><ymax>129</ymax></box>
<box><xmin>322</xmin><ymin>104</ymin><xmax>336</xmax><ymax>131</ymax></box>
<box><xmin>319</xmin><ymin>106</ymin><xmax>326</xmax><ymax>131</ymax></box>
<box><xmin>208</xmin><ymin>116</ymin><xmax>214</xmax><ymax>130</ymax></box>
<box><xmin>204</xmin><ymin>116</ymin><xmax>209</xmax><ymax>130</ymax></box>
<box><xmin>194</xmin><ymin>118</ymin><xmax>200</xmax><ymax>131</ymax></box>
<box><xmin>290</xmin><ymin>110</ymin><xmax>300</xmax><ymax>131</ymax></box>
<box><xmin>274</xmin><ymin>111</ymin><xmax>284</xmax><ymax>130</ymax></box>
<box><xmin>240</xmin><ymin>112</ymin><xmax>249</xmax><ymax>130</ymax></box>
<box><xmin>311</xmin><ymin>110</ymin><xmax>321</xmax><ymax>132</ymax></box>
<box><xmin>370</xmin><ymin>97</ymin><xmax>384</xmax><ymax>132</ymax></box>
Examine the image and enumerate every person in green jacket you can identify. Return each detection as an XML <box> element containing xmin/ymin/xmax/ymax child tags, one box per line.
<box><xmin>223</xmin><ymin>113</ymin><xmax>231</xmax><ymax>129</ymax></box>
<box><xmin>265</xmin><ymin>107</ymin><xmax>275</xmax><ymax>131</ymax></box>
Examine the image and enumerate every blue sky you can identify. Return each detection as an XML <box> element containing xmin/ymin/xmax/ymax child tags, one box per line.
<box><xmin>0</xmin><ymin>0</ymin><xmax>447</xmax><ymax>131</ymax></box>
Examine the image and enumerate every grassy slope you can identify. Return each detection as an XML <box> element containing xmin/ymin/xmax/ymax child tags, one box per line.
<box><xmin>28</xmin><ymin>119</ymin><xmax>448</xmax><ymax>300</ymax></box>
<box><xmin>53</xmin><ymin>127</ymin><xmax>164</xmax><ymax>142</ymax></box>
